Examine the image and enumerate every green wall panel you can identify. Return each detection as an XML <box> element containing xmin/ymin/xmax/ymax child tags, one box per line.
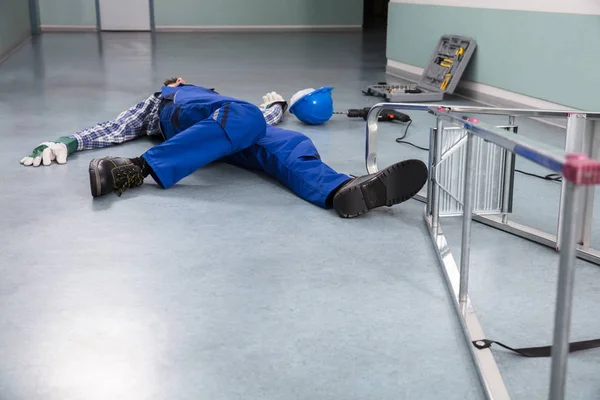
<box><xmin>0</xmin><ymin>0</ymin><xmax>31</xmax><ymax>57</ymax></box>
<box><xmin>387</xmin><ymin>2</ymin><xmax>600</xmax><ymax>110</ymax></box>
<box><xmin>37</xmin><ymin>0</ymin><xmax>363</xmax><ymax>27</ymax></box>
<box><xmin>154</xmin><ymin>0</ymin><xmax>363</xmax><ymax>26</ymax></box>
<box><xmin>38</xmin><ymin>0</ymin><xmax>97</xmax><ymax>26</ymax></box>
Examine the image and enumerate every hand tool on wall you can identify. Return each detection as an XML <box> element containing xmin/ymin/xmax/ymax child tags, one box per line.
<box><xmin>440</xmin><ymin>73</ymin><xmax>452</xmax><ymax>90</ymax></box>
<box><xmin>435</xmin><ymin>56</ymin><xmax>454</xmax><ymax>69</ymax></box>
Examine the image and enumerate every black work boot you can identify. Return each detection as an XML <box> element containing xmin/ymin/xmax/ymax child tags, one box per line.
<box><xmin>88</xmin><ymin>157</ymin><xmax>145</xmax><ymax>197</ymax></box>
<box><xmin>333</xmin><ymin>159</ymin><xmax>428</xmax><ymax>218</ymax></box>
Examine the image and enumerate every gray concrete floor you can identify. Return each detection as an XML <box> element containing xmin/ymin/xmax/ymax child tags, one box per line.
<box><xmin>0</xmin><ymin>30</ymin><xmax>599</xmax><ymax>400</ymax></box>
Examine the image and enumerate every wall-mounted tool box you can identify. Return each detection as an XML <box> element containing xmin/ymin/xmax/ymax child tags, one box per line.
<box><xmin>363</xmin><ymin>35</ymin><xmax>477</xmax><ymax>102</ymax></box>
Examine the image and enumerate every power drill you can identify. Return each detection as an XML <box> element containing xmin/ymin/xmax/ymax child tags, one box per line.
<box><xmin>341</xmin><ymin>107</ymin><xmax>411</xmax><ymax>123</ymax></box>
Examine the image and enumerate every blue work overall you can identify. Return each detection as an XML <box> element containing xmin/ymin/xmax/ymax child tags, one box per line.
<box><xmin>142</xmin><ymin>85</ymin><xmax>350</xmax><ymax>208</ymax></box>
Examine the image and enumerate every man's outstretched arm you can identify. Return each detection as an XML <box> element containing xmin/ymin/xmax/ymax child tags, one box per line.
<box><xmin>20</xmin><ymin>93</ymin><xmax>162</xmax><ymax>167</ymax></box>
<box><xmin>259</xmin><ymin>92</ymin><xmax>287</xmax><ymax>126</ymax></box>
<box><xmin>20</xmin><ymin>90</ymin><xmax>285</xmax><ymax>167</ymax></box>
<box><xmin>262</xmin><ymin>104</ymin><xmax>284</xmax><ymax>126</ymax></box>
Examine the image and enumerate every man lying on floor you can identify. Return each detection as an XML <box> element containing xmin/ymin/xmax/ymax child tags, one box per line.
<box><xmin>20</xmin><ymin>77</ymin><xmax>427</xmax><ymax>218</ymax></box>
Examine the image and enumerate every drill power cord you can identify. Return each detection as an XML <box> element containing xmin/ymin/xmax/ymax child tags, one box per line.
<box><xmin>335</xmin><ymin>108</ymin><xmax>560</xmax><ymax>183</ymax></box>
<box><xmin>395</xmin><ymin>120</ymin><xmax>430</xmax><ymax>151</ymax></box>
<box><xmin>393</xmin><ymin>121</ymin><xmax>562</xmax><ymax>183</ymax></box>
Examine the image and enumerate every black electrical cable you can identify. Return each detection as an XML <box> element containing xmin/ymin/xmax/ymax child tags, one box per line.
<box><xmin>395</xmin><ymin>122</ymin><xmax>563</xmax><ymax>183</ymax></box>
<box><xmin>514</xmin><ymin>170</ymin><xmax>562</xmax><ymax>182</ymax></box>
<box><xmin>394</xmin><ymin>121</ymin><xmax>430</xmax><ymax>151</ymax></box>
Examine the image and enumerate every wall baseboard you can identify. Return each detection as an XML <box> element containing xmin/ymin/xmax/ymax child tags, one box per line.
<box><xmin>156</xmin><ymin>25</ymin><xmax>362</xmax><ymax>32</ymax></box>
<box><xmin>0</xmin><ymin>33</ymin><xmax>31</xmax><ymax>65</ymax></box>
<box><xmin>40</xmin><ymin>25</ymin><xmax>97</xmax><ymax>32</ymax></box>
<box><xmin>386</xmin><ymin>59</ymin><xmax>578</xmax><ymax>128</ymax></box>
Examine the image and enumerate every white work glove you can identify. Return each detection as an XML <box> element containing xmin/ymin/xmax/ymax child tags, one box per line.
<box><xmin>260</xmin><ymin>92</ymin><xmax>288</xmax><ymax>113</ymax></box>
<box><xmin>20</xmin><ymin>137</ymin><xmax>77</xmax><ymax>167</ymax></box>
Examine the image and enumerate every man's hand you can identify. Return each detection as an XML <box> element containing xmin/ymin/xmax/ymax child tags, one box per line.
<box><xmin>261</xmin><ymin>92</ymin><xmax>288</xmax><ymax>113</ymax></box>
<box><xmin>20</xmin><ymin>140</ymin><xmax>73</xmax><ymax>167</ymax></box>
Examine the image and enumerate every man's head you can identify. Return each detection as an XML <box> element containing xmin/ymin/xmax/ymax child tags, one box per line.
<box><xmin>164</xmin><ymin>77</ymin><xmax>186</xmax><ymax>87</ymax></box>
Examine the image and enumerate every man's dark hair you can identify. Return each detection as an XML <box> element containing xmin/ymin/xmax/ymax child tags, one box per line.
<box><xmin>163</xmin><ymin>77</ymin><xmax>179</xmax><ymax>86</ymax></box>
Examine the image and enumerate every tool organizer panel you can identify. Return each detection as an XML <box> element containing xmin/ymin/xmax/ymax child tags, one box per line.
<box><xmin>364</xmin><ymin>35</ymin><xmax>477</xmax><ymax>102</ymax></box>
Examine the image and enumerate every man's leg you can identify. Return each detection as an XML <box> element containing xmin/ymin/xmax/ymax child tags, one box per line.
<box><xmin>223</xmin><ymin>126</ymin><xmax>428</xmax><ymax>217</ymax></box>
<box><xmin>89</xmin><ymin>102</ymin><xmax>266</xmax><ymax>197</ymax></box>
<box><xmin>141</xmin><ymin>102</ymin><xmax>266</xmax><ymax>189</ymax></box>
<box><xmin>224</xmin><ymin>126</ymin><xmax>351</xmax><ymax>208</ymax></box>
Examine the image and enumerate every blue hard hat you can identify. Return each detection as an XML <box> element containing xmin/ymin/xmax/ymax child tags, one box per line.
<box><xmin>289</xmin><ymin>87</ymin><xmax>334</xmax><ymax>125</ymax></box>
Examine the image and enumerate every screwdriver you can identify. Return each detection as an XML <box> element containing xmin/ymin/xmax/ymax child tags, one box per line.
<box><xmin>334</xmin><ymin>107</ymin><xmax>411</xmax><ymax>123</ymax></box>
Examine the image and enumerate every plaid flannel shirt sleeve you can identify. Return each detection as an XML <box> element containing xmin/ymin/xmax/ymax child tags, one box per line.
<box><xmin>63</xmin><ymin>94</ymin><xmax>162</xmax><ymax>151</ymax></box>
<box><xmin>261</xmin><ymin>104</ymin><xmax>284</xmax><ymax>126</ymax></box>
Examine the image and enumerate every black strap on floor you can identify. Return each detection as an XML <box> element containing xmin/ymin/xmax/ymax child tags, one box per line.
<box><xmin>473</xmin><ymin>338</ymin><xmax>600</xmax><ymax>358</ymax></box>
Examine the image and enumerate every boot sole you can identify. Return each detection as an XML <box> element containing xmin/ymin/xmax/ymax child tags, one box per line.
<box><xmin>333</xmin><ymin>159</ymin><xmax>428</xmax><ymax>218</ymax></box>
<box><xmin>89</xmin><ymin>158</ymin><xmax>102</xmax><ymax>197</ymax></box>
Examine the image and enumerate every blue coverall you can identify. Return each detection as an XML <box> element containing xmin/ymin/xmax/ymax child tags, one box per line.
<box><xmin>141</xmin><ymin>85</ymin><xmax>351</xmax><ymax>208</ymax></box>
